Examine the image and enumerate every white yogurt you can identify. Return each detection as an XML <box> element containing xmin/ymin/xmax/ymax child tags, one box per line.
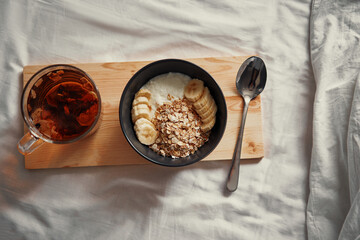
<box><xmin>142</xmin><ymin>72</ymin><xmax>191</xmax><ymax>117</ymax></box>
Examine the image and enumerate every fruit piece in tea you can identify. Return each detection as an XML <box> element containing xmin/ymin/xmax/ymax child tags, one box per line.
<box><xmin>27</xmin><ymin>70</ymin><xmax>99</xmax><ymax>141</ymax></box>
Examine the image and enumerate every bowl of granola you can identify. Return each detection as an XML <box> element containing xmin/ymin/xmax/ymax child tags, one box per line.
<box><xmin>119</xmin><ymin>59</ymin><xmax>227</xmax><ymax>167</ymax></box>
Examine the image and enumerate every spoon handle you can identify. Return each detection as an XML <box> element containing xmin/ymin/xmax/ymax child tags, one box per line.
<box><xmin>226</xmin><ymin>96</ymin><xmax>251</xmax><ymax>192</ymax></box>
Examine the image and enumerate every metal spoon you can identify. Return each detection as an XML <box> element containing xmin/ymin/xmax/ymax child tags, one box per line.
<box><xmin>226</xmin><ymin>56</ymin><xmax>267</xmax><ymax>192</ymax></box>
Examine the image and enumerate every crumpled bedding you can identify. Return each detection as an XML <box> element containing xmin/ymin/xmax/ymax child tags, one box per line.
<box><xmin>307</xmin><ymin>0</ymin><xmax>360</xmax><ymax>239</ymax></box>
<box><xmin>0</xmin><ymin>0</ymin><xmax>359</xmax><ymax>239</ymax></box>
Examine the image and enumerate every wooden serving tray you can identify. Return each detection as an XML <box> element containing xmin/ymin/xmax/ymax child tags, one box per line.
<box><xmin>23</xmin><ymin>56</ymin><xmax>264</xmax><ymax>169</ymax></box>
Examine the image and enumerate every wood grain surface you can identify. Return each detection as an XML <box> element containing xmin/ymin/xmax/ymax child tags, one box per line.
<box><xmin>23</xmin><ymin>56</ymin><xmax>264</xmax><ymax>169</ymax></box>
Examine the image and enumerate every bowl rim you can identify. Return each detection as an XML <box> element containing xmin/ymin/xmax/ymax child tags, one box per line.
<box><xmin>119</xmin><ymin>58</ymin><xmax>227</xmax><ymax>167</ymax></box>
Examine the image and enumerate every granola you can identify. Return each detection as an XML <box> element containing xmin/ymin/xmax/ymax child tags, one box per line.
<box><xmin>150</xmin><ymin>98</ymin><xmax>210</xmax><ymax>158</ymax></box>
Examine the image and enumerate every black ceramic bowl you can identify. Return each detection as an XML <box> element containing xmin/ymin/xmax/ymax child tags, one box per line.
<box><xmin>119</xmin><ymin>59</ymin><xmax>227</xmax><ymax>167</ymax></box>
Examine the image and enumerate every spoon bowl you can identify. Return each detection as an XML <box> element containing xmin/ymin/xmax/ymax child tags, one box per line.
<box><xmin>236</xmin><ymin>56</ymin><xmax>267</xmax><ymax>99</ymax></box>
<box><xmin>226</xmin><ymin>56</ymin><xmax>267</xmax><ymax>192</ymax></box>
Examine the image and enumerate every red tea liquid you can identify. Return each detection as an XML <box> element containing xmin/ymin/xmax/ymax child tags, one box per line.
<box><xmin>27</xmin><ymin>69</ymin><xmax>99</xmax><ymax>141</ymax></box>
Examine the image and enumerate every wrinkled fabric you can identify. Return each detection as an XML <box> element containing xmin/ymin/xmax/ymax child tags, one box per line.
<box><xmin>0</xmin><ymin>0</ymin><xmax>321</xmax><ymax>239</ymax></box>
<box><xmin>307</xmin><ymin>0</ymin><xmax>360</xmax><ymax>239</ymax></box>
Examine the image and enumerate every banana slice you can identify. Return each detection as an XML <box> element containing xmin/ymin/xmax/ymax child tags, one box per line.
<box><xmin>131</xmin><ymin>104</ymin><xmax>151</xmax><ymax>123</ymax></box>
<box><xmin>201</xmin><ymin>107</ymin><xmax>216</xmax><ymax>124</ymax></box>
<box><xmin>132</xmin><ymin>96</ymin><xmax>150</xmax><ymax>107</ymax></box>
<box><xmin>184</xmin><ymin>79</ymin><xmax>204</xmax><ymax>102</ymax></box>
<box><xmin>134</xmin><ymin>118</ymin><xmax>159</xmax><ymax>145</ymax></box>
<box><xmin>201</xmin><ymin>117</ymin><xmax>216</xmax><ymax>132</ymax></box>
<box><xmin>201</xmin><ymin>100</ymin><xmax>217</xmax><ymax>120</ymax></box>
<box><xmin>193</xmin><ymin>87</ymin><xmax>211</xmax><ymax>110</ymax></box>
<box><xmin>135</xmin><ymin>89</ymin><xmax>151</xmax><ymax>100</ymax></box>
<box><xmin>196</xmin><ymin>97</ymin><xmax>215</xmax><ymax>117</ymax></box>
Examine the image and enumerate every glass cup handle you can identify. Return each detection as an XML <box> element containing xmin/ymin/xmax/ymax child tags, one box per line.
<box><xmin>17</xmin><ymin>132</ymin><xmax>44</xmax><ymax>155</ymax></box>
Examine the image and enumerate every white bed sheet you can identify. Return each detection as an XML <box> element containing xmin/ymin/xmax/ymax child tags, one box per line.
<box><xmin>0</xmin><ymin>0</ymin><xmax>358</xmax><ymax>239</ymax></box>
<box><xmin>307</xmin><ymin>0</ymin><xmax>360</xmax><ymax>239</ymax></box>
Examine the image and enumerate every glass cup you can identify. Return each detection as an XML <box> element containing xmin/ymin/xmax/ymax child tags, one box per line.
<box><xmin>18</xmin><ymin>64</ymin><xmax>102</xmax><ymax>155</ymax></box>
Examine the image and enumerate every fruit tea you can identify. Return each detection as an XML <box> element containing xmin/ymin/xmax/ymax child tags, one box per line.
<box><xmin>27</xmin><ymin>69</ymin><xmax>99</xmax><ymax>141</ymax></box>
